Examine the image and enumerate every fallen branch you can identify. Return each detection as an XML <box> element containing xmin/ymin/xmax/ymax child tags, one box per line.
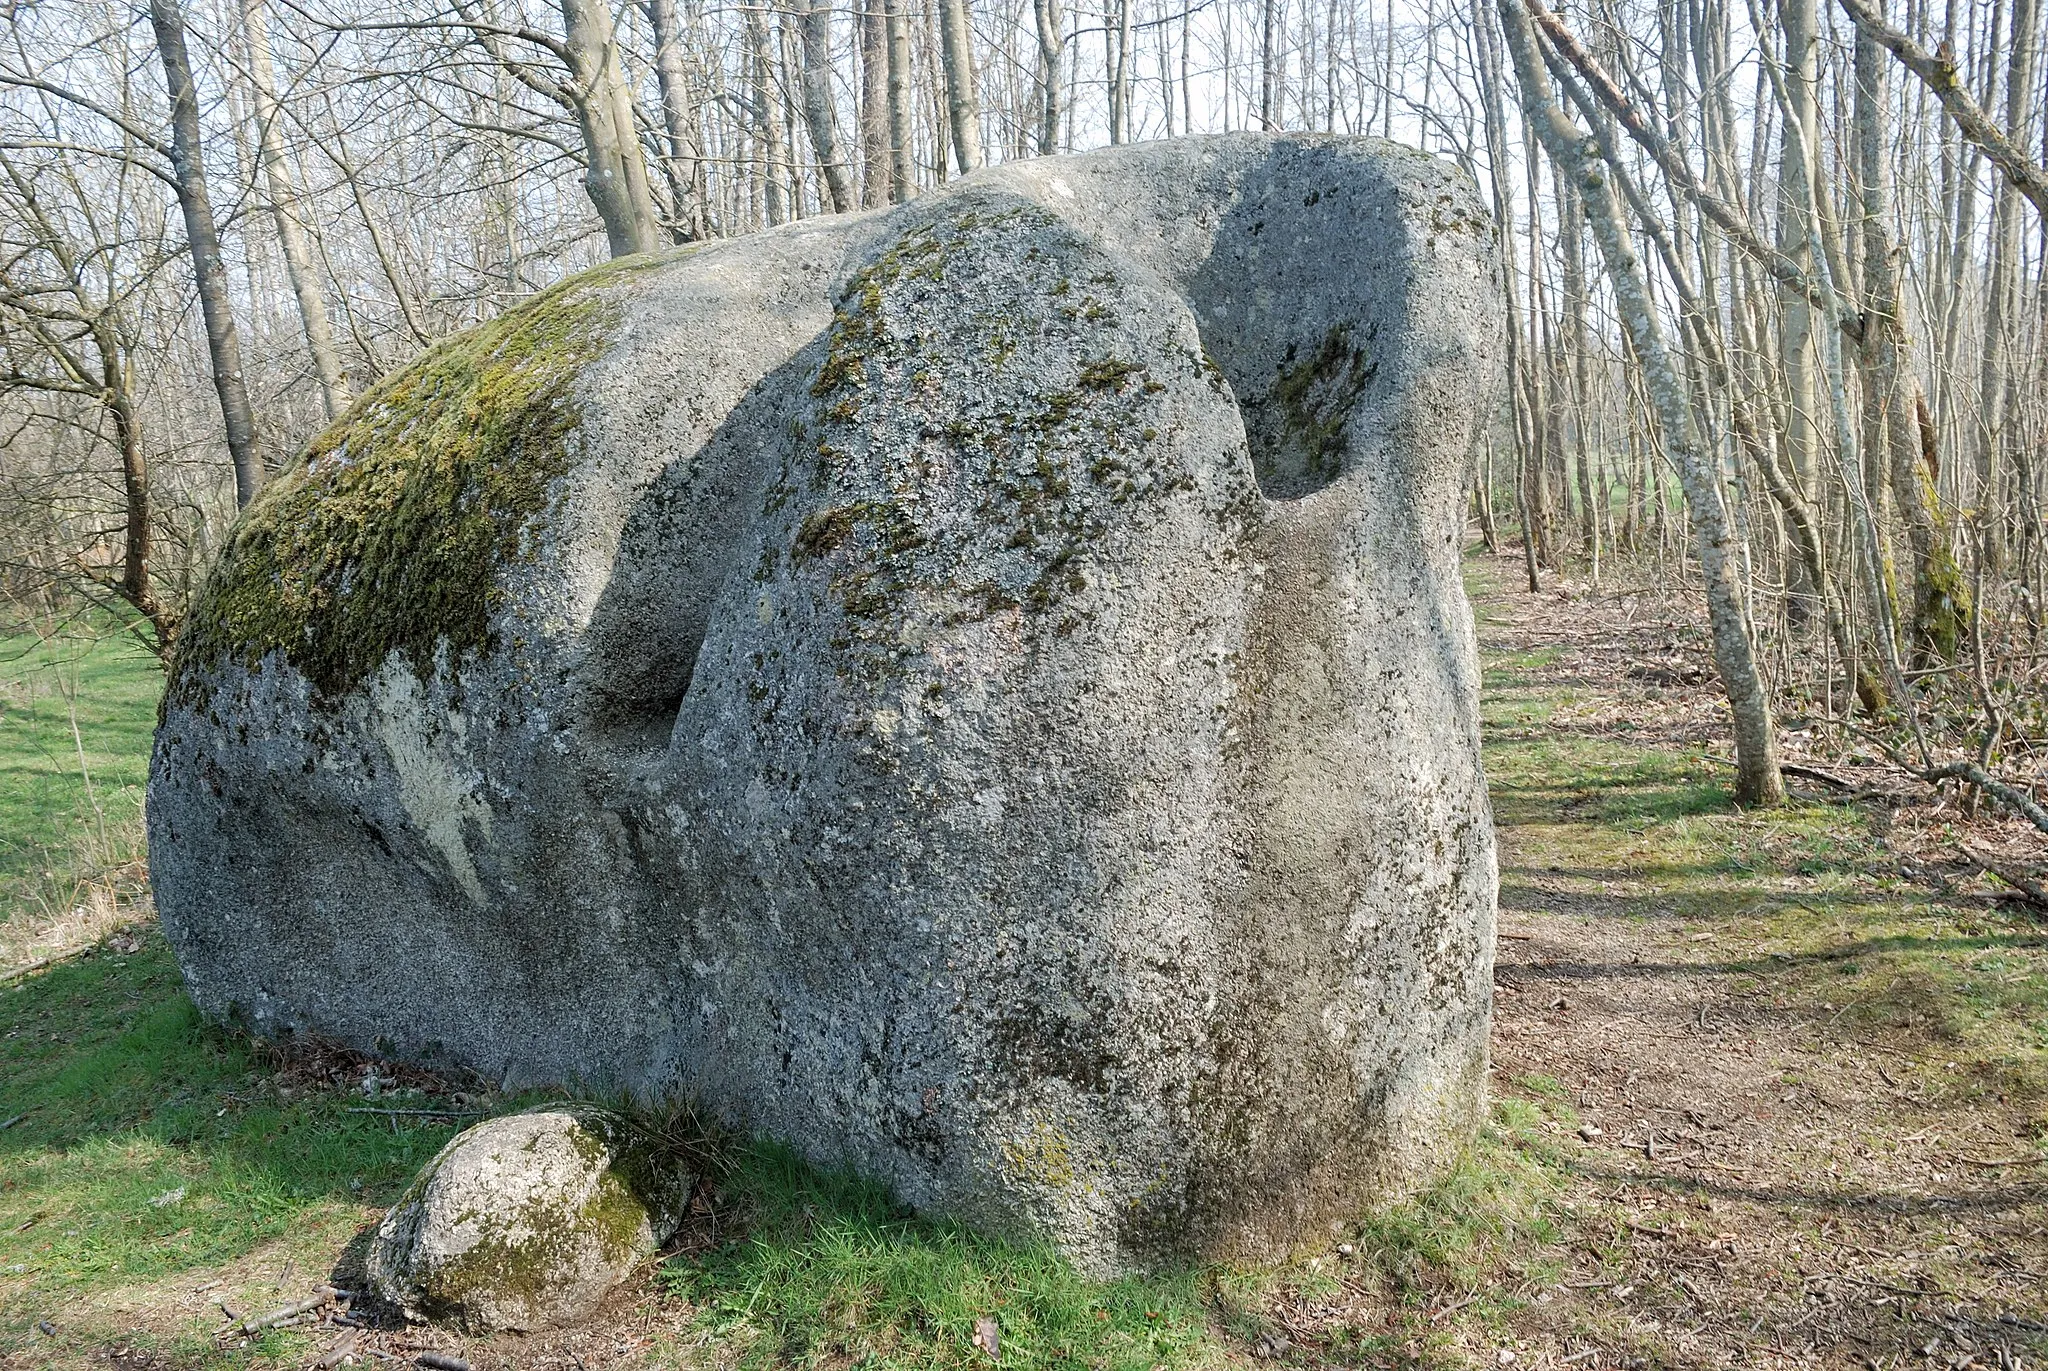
<box><xmin>1770</xmin><ymin>754</ymin><xmax>2048</xmax><ymax>837</ymax></box>
<box><xmin>313</xmin><ymin>1331</ymin><xmax>361</xmax><ymax>1369</ymax></box>
<box><xmin>1958</xmin><ymin>844</ymin><xmax>2048</xmax><ymax>912</ymax></box>
<box><xmin>1778</xmin><ymin>762</ymin><xmax>1860</xmax><ymax>791</ymax></box>
<box><xmin>1923</xmin><ymin>762</ymin><xmax>2048</xmax><ymax>836</ymax></box>
<box><xmin>0</xmin><ymin>945</ymin><xmax>97</xmax><ymax>986</ymax></box>
<box><xmin>219</xmin><ymin>1285</ymin><xmax>338</xmax><ymax>1338</ymax></box>
<box><xmin>345</xmin><ymin>1107</ymin><xmax>484</xmax><ymax>1119</ymax></box>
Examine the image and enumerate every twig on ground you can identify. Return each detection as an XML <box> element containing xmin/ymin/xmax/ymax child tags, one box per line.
<box><xmin>312</xmin><ymin>1331</ymin><xmax>361</xmax><ymax>1368</ymax></box>
<box><xmin>0</xmin><ymin>946</ymin><xmax>96</xmax><ymax>985</ymax></box>
<box><xmin>345</xmin><ymin>1107</ymin><xmax>485</xmax><ymax>1119</ymax></box>
<box><xmin>1957</xmin><ymin>844</ymin><xmax>2048</xmax><ymax>911</ymax></box>
<box><xmin>1426</xmin><ymin>1293</ymin><xmax>1478</xmax><ymax>1322</ymax></box>
<box><xmin>1954</xmin><ymin>1152</ymin><xmax>2046</xmax><ymax>1168</ymax></box>
<box><xmin>218</xmin><ymin>1285</ymin><xmax>338</xmax><ymax>1338</ymax></box>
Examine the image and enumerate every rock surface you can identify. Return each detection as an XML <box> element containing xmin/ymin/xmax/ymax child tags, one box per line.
<box><xmin>151</xmin><ymin>134</ymin><xmax>1503</xmax><ymax>1274</ymax></box>
<box><xmin>366</xmin><ymin>1106</ymin><xmax>689</xmax><ymax>1331</ymax></box>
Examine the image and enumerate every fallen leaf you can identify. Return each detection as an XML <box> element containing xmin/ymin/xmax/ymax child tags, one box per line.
<box><xmin>973</xmin><ymin>1315</ymin><xmax>999</xmax><ymax>1360</ymax></box>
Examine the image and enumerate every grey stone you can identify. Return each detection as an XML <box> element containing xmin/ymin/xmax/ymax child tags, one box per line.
<box><xmin>366</xmin><ymin>1106</ymin><xmax>689</xmax><ymax>1331</ymax></box>
<box><xmin>150</xmin><ymin>134</ymin><xmax>1503</xmax><ymax>1274</ymax></box>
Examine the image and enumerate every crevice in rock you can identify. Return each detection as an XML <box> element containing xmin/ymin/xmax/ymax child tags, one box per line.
<box><xmin>581</xmin><ymin>634</ymin><xmax>701</xmax><ymax>753</ymax></box>
<box><xmin>1238</xmin><ymin>323</ymin><xmax>1379</xmax><ymax>500</ymax></box>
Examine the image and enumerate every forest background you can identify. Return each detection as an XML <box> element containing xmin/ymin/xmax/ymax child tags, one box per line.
<box><xmin>5</xmin><ymin>0</ymin><xmax>2048</xmax><ymax>824</ymax></box>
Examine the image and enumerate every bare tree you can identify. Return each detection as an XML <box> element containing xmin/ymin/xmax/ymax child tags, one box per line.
<box><xmin>1499</xmin><ymin>0</ymin><xmax>1786</xmax><ymax>805</ymax></box>
<box><xmin>645</xmin><ymin>0</ymin><xmax>709</xmax><ymax>239</ymax></box>
<box><xmin>151</xmin><ymin>0</ymin><xmax>265</xmax><ymax>507</ymax></box>
<box><xmin>798</xmin><ymin>0</ymin><xmax>857</xmax><ymax>210</ymax></box>
<box><xmin>938</xmin><ymin>0</ymin><xmax>981</xmax><ymax>170</ymax></box>
<box><xmin>241</xmin><ymin>0</ymin><xmax>351</xmax><ymax>420</ymax></box>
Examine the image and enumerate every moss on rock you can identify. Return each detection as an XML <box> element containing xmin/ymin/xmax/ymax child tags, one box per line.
<box><xmin>172</xmin><ymin>269</ymin><xmax>629</xmax><ymax>703</ymax></box>
<box><xmin>368</xmin><ymin>1103</ymin><xmax>691</xmax><ymax>1332</ymax></box>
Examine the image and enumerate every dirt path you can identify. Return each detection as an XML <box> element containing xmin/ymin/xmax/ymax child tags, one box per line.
<box><xmin>1458</xmin><ymin>552</ymin><xmax>2048</xmax><ymax>1370</ymax></box>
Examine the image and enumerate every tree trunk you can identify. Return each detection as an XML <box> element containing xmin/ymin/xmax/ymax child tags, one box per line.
<box><xmin>859</xmin><ymin>0</ymin><xmax>891</xmax><ymax>204</ymax></box>
<box><xmin>97</xmin><ymin>325</ymin><xmax>168</xmax><ymax>648</ymax></box>
<box><xmin>1473</xmin><ymin>0</ymin><xmax>1541</xmax><ymax>592</ymax></box>
<box><xmin>1560</xmin><ymin>179</ymin><xmax>1601</xmax><ymax>578</ymax></box>
<box><xmin>150</xmin><ymin>0</ymin><xmax>265</xmax><ymax>508</ymax></box>
<box><xmin>1499</xmin><ymin>0</ymin><xmax>1785</xmax><ymax>806</ymax></box>
<box><xmin>1260</xmin><ymin>0</ymin><xmax>1279</xmax><ymax>128</ymax></box>
<box><xmin>1973</xmin><ymin>0</ymin><xmax>2041</xmax><ymax>563</ymax></box>
<box><xmin>1108</xmin><ymin>0</ymin><xmax>1132</xmax><ymax>142</ymax></box>
<box><xmin>1775</xmin><ymin>0</ymin><xmax>1822</xmax><ymax>610</ymax></box>
<box><xmin>561</xmin><ymin>0</ymin><xmax>663</xmax><ymax>256</ymax></box>
<box><xmin>644</xmin><ymin>0</ymin><xmax>709</xmax><ymax>240</ymax></box>
<box><xmin>797</xmin><ymin>0</ymin><xmax>856</xmax><ymax>211</ymax></box>
<box><xmin>1033</xmin><ymin>0</ymin><xmax>1063</xmax><ymax>153</ymax></box>
<box><xmin>242</xmin><ymin>0</ymin><xmax>350</xmax><ymax>422</ymax></box>
<box><xmin>885</xmin><ymin>0</ymin><xmax>914</xmax><ymax>199</ymax></box>
<box><xmin>937</xmin><ymin>0</ymin><xmax>981</xmax><ymax>171</ymax></box>
<box><xmin>1854</xmin><ymin>0</ymin><xmax>1969</xmax><ymax>661</ymax></box>
<box><xmin>746</xmin><ymin>2</ymin><xmax>790</xmax><ymax>225</ymax></box>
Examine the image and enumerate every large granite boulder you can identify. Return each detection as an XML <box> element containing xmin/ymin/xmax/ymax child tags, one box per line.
<box><xmin>150</xmin><ymin>135</ymin><xmax>1502</xmax><ymax>1274</ymax></box>
<box><xmin>367</xmin><ymin>1105</ymin><xmax>690</xmax><ymax>1331</ymax></box>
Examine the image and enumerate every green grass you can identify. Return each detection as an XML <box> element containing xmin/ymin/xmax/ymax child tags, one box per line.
<box><xmin>0</xmin><ymin>929</ymin><xmax>467</xmax><ymax>1360</ymax></box>
<box><xmin>0</xmin><ymin>624</ymin><xmax>161</xmax><ymax>931</ymax></box>
<box><xmin>664</xmin><ymin>1148</ymin><xmax>1218</xmax><ymax>1370</ymax></box>
<box><xmin>1467</xmin><ymin>552</ymin><xmax>2048</xmax><ymax>1111</ymax></box>
<box><xmin>0</xmin><ymin>925</ymin><xmax>1572</xmax><ymax>1367</ymax></box>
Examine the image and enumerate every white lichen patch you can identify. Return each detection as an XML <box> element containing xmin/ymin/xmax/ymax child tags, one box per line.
<box><xmin>369</xmin><ymin>662</ymin><xmax>494</xmax><ymax>907</ymax></box>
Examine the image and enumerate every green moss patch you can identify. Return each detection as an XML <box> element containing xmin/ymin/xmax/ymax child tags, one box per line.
<box><xmin>171</xmin><ymin>271</ymin><xmax>627</xmax><ymax>703</ymax></box>
<box><xmin>1277</xmin><ymin>327</ymin><xmax>1371</xmax><ymax>471</ymax></box>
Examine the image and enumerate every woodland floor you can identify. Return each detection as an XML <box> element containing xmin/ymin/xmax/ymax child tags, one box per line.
<box><xmin>2</xmin><ymin>548</ymin><xmax>2046</xmax><ymax>1370</ymax></box>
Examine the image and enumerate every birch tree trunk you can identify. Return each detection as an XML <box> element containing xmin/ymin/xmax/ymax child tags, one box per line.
<box><xmin>242</xmin><ymin>0</ymin><xmax>350</xmax><ymax>421</ymax></box>
<box><xmin>1499</xmin><ymin>0</ymin><xmax>1786</xmax><ymax>805</ymax></box>
<box><xmin>938</xmin><ymin>0</ymin><xmax>981</xmax><ymax>171</ymax></box>
<box><xmin>150</xmin><ymin>0</ymin><xmax>265</xmax><ymax>508</ymax></box>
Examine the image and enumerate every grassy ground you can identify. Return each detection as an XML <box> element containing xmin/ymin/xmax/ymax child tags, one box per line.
<box><xmin>0</xmin><ymin>622</ymin><xmax>160</xmax><ymax>969</ymax></box>
<box><xmin>2</xmin><ymin>553</ymin><xmax>2045</xmax><ymax>1369</ymax></box>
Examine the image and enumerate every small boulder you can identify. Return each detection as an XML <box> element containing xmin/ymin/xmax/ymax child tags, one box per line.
<box><xmin>366</xmin><ymin>1105</ymin><xmax>689</xmax><ymax>1331</ymax></box>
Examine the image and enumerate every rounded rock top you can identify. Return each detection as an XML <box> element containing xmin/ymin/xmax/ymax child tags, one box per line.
<box><xmin>366</xmin><ymin>1105</ymin><xmax>691</xmax><ymax>1332</ymax></box>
